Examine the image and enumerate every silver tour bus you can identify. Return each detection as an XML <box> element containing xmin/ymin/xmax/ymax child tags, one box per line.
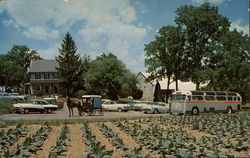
<box><xmin>169</xmin><ymin>91</ymin><xmax>242</xmax><ymax>115</ymax></box>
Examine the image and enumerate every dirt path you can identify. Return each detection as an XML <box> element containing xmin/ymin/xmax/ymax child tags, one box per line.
<box><xmin>89</xmin><ymin>123</ymin><xmax>124</xmax><ymax>158</ymax></box>
<box><xmin>30</xmin><ymin>125</ymin><xmax>61</xmax><ymax>158</ymax></box>
<box><xmin>65</xmin><ymin>124</ymin><xmax>86</xmax><ymax>158</ymax></box>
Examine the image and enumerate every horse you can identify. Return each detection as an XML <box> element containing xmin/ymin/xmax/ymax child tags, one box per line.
<box><xmin>66</xmin><ymin>97</ymin><xmax>82</xmax><ymax>117</ymax></box>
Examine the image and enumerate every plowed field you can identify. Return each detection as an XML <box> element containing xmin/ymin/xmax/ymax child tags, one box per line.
<box><xmin>0</xmin><ymin>112</ymin><xmax>249</xmax><ymax>157</ymax></box>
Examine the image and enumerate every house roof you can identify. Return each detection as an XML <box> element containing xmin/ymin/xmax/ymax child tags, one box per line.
<box><xmin>28</xmin><ymin>60</ymin><xmax>58</xmax><ymax>73</ymax></box>
<box><xmin>137</xmin><ymin>72</ymin><xmax>198</xmax><ymax>91</ymax></box>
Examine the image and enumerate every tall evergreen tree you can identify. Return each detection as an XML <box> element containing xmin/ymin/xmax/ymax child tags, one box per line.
<box><xmin>153</xmin><ymin>81</ymin><xmax>161</xmax><ymax>102</ymax></box>
<box><xmin>56</xmin><ymin>33</ymin><xmax>82</xmax><ymax>96</ymax></box>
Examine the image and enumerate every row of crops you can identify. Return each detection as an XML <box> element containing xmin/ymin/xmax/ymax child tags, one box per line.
<box><xmin>0</xmin><ymin>112</ymin><xmax>249</xmax><ymax>157</ymax></box>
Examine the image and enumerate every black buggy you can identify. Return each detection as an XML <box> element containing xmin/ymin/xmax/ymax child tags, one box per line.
<box><xmin>78</xmin><ymin>95</ymin><xmax>104</xmax><ymax>116</ymax></box>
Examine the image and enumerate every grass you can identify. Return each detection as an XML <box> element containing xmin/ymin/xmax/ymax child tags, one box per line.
<box><xmin>0</xmin><ymin>101</ymin><xmax>13</xmax><ymax>115</ymax></box>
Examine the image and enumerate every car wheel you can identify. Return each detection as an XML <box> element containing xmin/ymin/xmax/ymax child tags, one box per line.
<box><xmin>47</xmin><ymin>109</ymin><xmax>52</xmax><ymax>113</ymax></box>
<box><xmin>118</xmin><ymin>108</ymin><xmax>122</xmax><ymax>112</ymax></box>
<box><xmin>24</xmin><ymin>109</ymin><xmax>29</xmax><ymax>114</ymax></box>
<box><xmin>192</xmin><ymin>107</ymin><xmax>199</xmax><ymax>115</ymax></box>
<box><xmin>153</xmin><ymin>109</ymin><xmax>159</xmax><ymax>114</ymax></box>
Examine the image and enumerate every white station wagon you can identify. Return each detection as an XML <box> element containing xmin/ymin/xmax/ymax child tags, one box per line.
<box><xmin>143</xmin><ymin>102</ymin><xmax>170</xmax><ymax>114</ymax></box>
<box><xmin>102</xmin><ymin>100</ymin><xmax>129</xmax><ymax>112</ymax></box>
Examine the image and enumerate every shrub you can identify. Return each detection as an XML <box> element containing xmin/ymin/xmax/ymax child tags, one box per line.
<box><xmin>0</xmin><ymin>101</ymin><xmax>13</xmax><ymax>115</ymax></box>
<box><xmin>132</xmin><ymin>89</ymin><xmax>143</xmax><ymax>100</ymax></box>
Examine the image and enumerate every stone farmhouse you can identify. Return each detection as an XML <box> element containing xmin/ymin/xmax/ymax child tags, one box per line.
<box><xmin>24</xmin><ymin>60</ymin><xmax>59</xmax><ymax>95</ymax></box>
<box><xmin>136</xmin><ymin>72</ymin><xmax>197</xmax><ymax>101</ymax></box>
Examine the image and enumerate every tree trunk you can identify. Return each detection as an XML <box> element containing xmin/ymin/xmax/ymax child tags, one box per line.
<box><xmin>196</xmin><ymin>82</ymin><xmax>200</xmax><ymax>90</ymax></box>
<box><xmin>166</xmin><ymin>76</ymin><xmax>171</xmax><ymax>103</ymax></box>
<box><xmin>175</xmin><ymin>80</ymin><xmax>178</xmax><ymax>91</ymax></box>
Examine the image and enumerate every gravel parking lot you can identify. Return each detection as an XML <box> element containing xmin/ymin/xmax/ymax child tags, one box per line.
<box><xmin>0</xmin><ymin>105</ymin><xmax>169</xmax><ymax>120</ymax></box>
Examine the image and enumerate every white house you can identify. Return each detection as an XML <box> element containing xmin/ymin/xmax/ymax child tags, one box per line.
<box><xmin>136</xmin><ymin>72</ymin><xmax>197</xmax><ymax>101</ymax></box>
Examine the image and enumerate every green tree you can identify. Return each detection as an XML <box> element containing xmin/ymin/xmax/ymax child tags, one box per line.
<box><xmin>0</xmin><ymin>45</ymin><xmax>42</xmax><ymax>93</ymax></box>
<box><xmin>145</xmin><ymin>26</ymin><xmax>185</xmax><ymax>100</ymax></box>
<box><xmin>203</xmin><ymin>30</ymin><xmax>250</xmax><ymax>102</ymax></box>
<box><xmin>153</xmin><ymin>81</ymin><xmax>161</xmax><ymax>102</ymax></box>
<box><xmin>175</xmin><ymin>3</ymin><xmax>230</xmax><ymax>89</ymax></box>
<box><xmin>85</xmin><ymin>53</ymin><xmax>137</xmax><ymax>100</ymax></box>
<box><xmin>56</xmin><ymin>33</ymin><xmax>82</xmax><ymax>96</ymax></box>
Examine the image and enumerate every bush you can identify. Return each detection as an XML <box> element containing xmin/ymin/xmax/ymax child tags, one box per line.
<box><xmin>132</xmin><ymin>89</ymin><xmax>143</xmax><ymax>100</ymax></box>
<box><xmin>0</xmin><ymin>101</ymin><xmax>13</xmax><ymax>115</ymax></box>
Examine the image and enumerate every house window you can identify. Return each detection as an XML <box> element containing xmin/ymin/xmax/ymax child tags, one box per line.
<box><xmin>53</xmin><ymin>73</ymin><xmax>58</xmax><ymax>79</ymax></box>
<box><xmin>35</xmin><ymin>74</ymin><xmax>41</xmax><ymax>79</ymax></box>
<box><xmin>44</xmin><ymin>73</ymin><xmax>49</xmax><ymax>79</ymax></box>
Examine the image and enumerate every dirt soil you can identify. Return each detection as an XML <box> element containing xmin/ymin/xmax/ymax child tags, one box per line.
<box><xmin>65</xmin><ymin>124</ymin><xmax>86</xmax><ymax>158</ymax></box>
<box><xmin>31</xmin><ymin>125</ymin><xmax>61</xmax><ymax>158</ymax></box>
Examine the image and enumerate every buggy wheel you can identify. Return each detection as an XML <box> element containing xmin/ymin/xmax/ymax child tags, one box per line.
<box><xmin>98</xmin><ymin>108</ymin><xmax>104</xmax><ymax>116</ymax></box>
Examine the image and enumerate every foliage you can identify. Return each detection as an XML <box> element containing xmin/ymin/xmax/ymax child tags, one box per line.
<box><xmin>0</xmin><ymin>45</ymin><xmax>42</xmax><ymax>93</ymax></box>
<box><xmin>82</xmin><ymin>123</ymin><xmax>113</xmax><ymax>158</ymax></box>
<box><xmin>56</xmin><ymin>33</ymin><xmax>83</xmax><ymax>96</ymax></box>
<box><xmin>202</xmin><ymin>30</ymin><xmax>250</xmax><ymax>102</ymax></box>
<box><xmin>85</xmin><ymin>53</ymin><xmax>137</xmax><ymax>100</ymax></box>
<box><xmin>131</xmin><ymin>89</ymin><xmax>143</xmax><ymax>100</ymax></box>
<box><xmin>5</xmin><ymin>125</ymin><xmax>51</xmax><ymax>157</ymax></box>
<box><xmin>175</xmin><ymin>3</ymin><xmax>230</xmax><ymax>89</ymax></box>
<box><xmin>49</xmin><ymin>125</ymin><xmax>70</xmax><ymax>158</ymax></box>
<box><xmin>145</xmin><ymin>26</ymin><xmax>186</xmax><ymax>100</ymax></box>
<box><xmin>0</xmin><ymin>101</ymin><xmax>13</xmax><ymax>115</ymax></box>
<box><xmin>0</xmin><ymin>124</ymin><xmax>27</xmax><ymax>152</ymax></box>
<box><xmin>98</xmin><ymin>123</ymin><xmax>128</xmax><ymax>150</ymax></box>
<box><xmin>153</xmin><ymin>81</ymin><xmax>161</xmax><ymax>102</ymax></box>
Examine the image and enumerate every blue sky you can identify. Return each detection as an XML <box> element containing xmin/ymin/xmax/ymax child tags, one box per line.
<box><xmin>0</xmin><ymin>0</ymin><xmax>249</xmax><ymax>72</ymax></box>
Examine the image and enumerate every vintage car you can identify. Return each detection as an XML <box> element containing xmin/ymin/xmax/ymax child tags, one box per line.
<box><xmin>0</xmin><ymin>92</ymin><xmax>20</xmax><ymax>103</ymax></box>
<box><xmin>44</xmin><ymin>98</ymin><xmax>64</xmax><ymax>108</ymax></box>
<box><xmin>102</xmin><ymin>100</ymin><xmax>129</xmax><ymax>112</ymax></box>
<box><xmin>13</xmin><ymin>100</ymin><xmax>58</xmax><ymax>114</ymax></box>
<box><xmin>9</xmin><ymin>93</ymin><xmax>29</xmax><ymax>101</ymax></box>
<box><xmin>143</xmin><ymin>102</ymin><xmax>170</xmax><ymax>114</ymax></box>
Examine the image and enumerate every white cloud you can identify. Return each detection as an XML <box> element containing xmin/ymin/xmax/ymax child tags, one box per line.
<box><xmin>0</xmin><ymin>0</ymin><xmax>148</xmax><ymax>71</ymax></box>
<box><xmin>230</xmin><ymin>20</ymin><xmax>249</xmax><ymax>36</ymax></box>
<box><xmin>192</xmin><ymin>0</ymin><xmax>225</xmax><ymax>4</ymax></box>
<box><xmin>23</xmin><ymin>27</ymin><xmax>60</xmax><ymax>40</ymax></box>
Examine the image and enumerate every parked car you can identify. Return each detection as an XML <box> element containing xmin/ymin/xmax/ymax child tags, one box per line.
<box><xmin>0</xmin><ymin>92</ymin><xmax>20</xmax><ymax>103</ymax></box>
<box><xmin>43</xmin><ymin>98</ymin><xmax>64</xmax><ymax>108</ymax></box>
<box><xmin>143</xmin><ymin>102</ymin><xmax>170</xmax><ymax>114</ymax></box>
<box><xmin>102</xmin><ymin>100</ymin><xmax>129</xmax><ymax>112</ymax></box>
<box><xmin>9</xmin><ymin>93</ymin><xmax>29</xmax><ymax>101</ymax></box>
<box><xmin>13</xmin><ymin>100</ymin><xmax>58</xmax><ymax>114</ymax></box>
<box><xmin>131</xmin><ymin>101</ymin><xmax>150</xmax><ymax>111</ymax></box>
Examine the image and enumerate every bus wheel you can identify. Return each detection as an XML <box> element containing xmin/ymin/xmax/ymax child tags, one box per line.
<box><xmin>226</xmin><ymin>106</ymin><xmax>233</xmax><ymax>114</ymax></box>
<box><xmin>192</xmin><ymin>107</ymin><xmax>199</xmax><ymax>115</ymax></box>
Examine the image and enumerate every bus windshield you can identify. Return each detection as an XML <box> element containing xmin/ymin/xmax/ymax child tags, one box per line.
<box><xmin>170</xmin><ymin>95</ymin><xmax>186</xmax><ymax>101</ymax></box>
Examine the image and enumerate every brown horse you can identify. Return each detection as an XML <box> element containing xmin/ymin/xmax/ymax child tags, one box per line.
<box><xmin>66</xmin><ymin>96</ymin><xmax>81</xmax><ymax>117</ymax></box>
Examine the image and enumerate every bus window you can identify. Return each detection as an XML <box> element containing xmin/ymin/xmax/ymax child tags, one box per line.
<box><xmin>187</xmin><ymin>96</ymin><xmax>191</xmax><ymax>101</ymax></box>
<box><xmin>192</xmin><ymin>96</ymin><xmax>204</xmax><ymax>101</ymax></box>
<box><xmin>227</xmin><ymin>96</ymin><xmax>233</xmax><ymax>101</ymax></box>
<box><xmin>170</xmin><ymin>95</ymin><xmax>186</xmax><ymax>101</ymax></box>
<box><xmin>217</xmin><ymin>96</ymin><xmax>226</xmax><ymax>101</ymax></box>
<box><xmin>205</xmin><ymin>96</ymin><xmax>215</xmax><ymax>101</ymax></box>
<box><xmin>237</xmin><ymin>97</ymin><xmax>241</xmax><ymax>101</ymax></box>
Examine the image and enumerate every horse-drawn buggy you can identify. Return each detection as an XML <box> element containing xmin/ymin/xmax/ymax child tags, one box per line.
<box><xmin>78</xmin><ymin>95</ymin><xmax>104</xmax><ymax>116</ymax></box>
